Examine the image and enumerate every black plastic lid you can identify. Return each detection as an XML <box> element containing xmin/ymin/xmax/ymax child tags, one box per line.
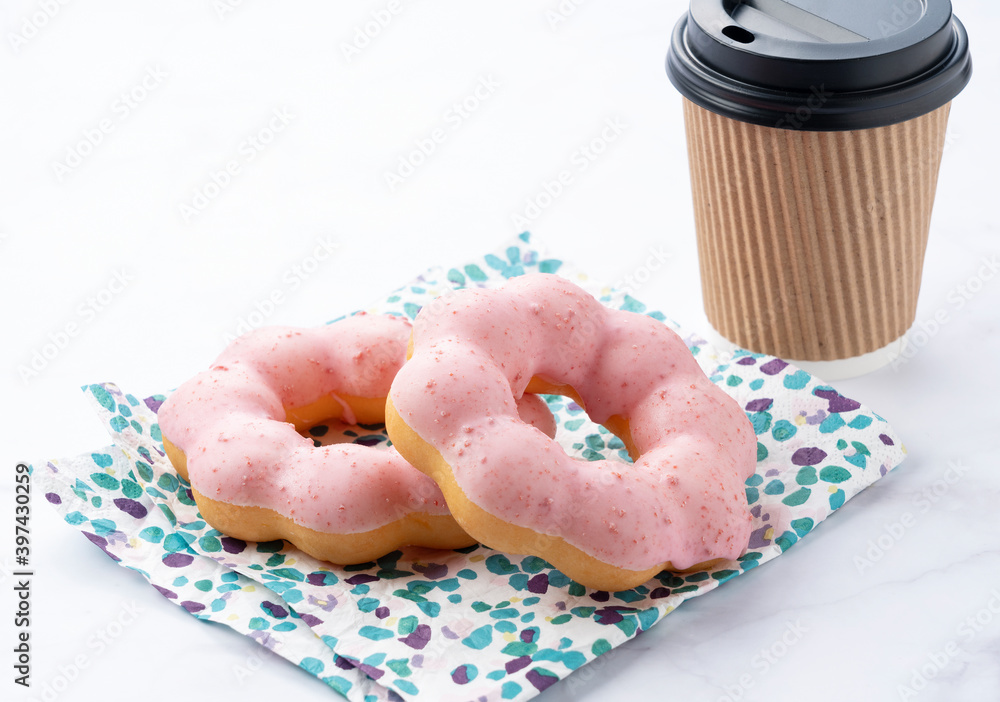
<box><xmin>666</xmin><ymin>0</ymin><xmax>972</xmax><ymax>131</ymax></box>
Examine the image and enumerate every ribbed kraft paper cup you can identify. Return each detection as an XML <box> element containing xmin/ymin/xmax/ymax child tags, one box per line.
<box><xmin>683</xmin><ymin>99</ymin><xmax>952</xmax><ymax>362</ymax></box>
<box><xmin>666</xmin><ymin>0</ymin><xmax>972</xmax><ymax>376</ymax></box>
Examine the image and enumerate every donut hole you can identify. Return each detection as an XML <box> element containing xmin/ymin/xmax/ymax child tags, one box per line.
<box><xmin>285</xmin><ymin>394</ymin><xmax>395</xmax><ymax>449</ymax></box>
<box><xmin>304</xmin><ymin>420</ymin><xmax>392</xmax><ymax>449</ymax></box>
<box><xmin>540</xmin><ymin>394</ymin><xmax>634</xmax><ymax>466</ymax></box>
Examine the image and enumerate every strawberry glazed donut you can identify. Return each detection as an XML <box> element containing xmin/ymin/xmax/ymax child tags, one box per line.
<box><xmin>159</xmin><ymin>313</ymin><xmax>556</xmax><ymax>564</ymax></box>
<box><xmin>385</xmin><ymin>274</ymin><xmax>757</xmax><ymax>591</ymax></box>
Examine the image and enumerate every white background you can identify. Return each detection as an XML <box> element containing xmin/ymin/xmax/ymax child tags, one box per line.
<box><xmin>2</xmin><ymin>1</ymin><xmax>998</xmax><ymax>701</ymax></box>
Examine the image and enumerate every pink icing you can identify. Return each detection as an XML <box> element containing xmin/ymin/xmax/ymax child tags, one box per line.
<box><xmin>389</xmin><ymin>274</ymin><xmax>757</xmax><ymax>571</ymax></box>
<box><xmin>159</xmin><ymin>313</ymin><xmax>556</xmax><ymax>535</ymax></box>
<box><xmin>157</xmin><ymin>314</ymin><xmax>450</xmax><ymax>533</ymax></box>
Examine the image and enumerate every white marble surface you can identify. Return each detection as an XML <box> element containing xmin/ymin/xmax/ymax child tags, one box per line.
<box><xmin>2</xmin><ymin>1</ymin><xmax>998</xmax><ymax>701</ymax></box>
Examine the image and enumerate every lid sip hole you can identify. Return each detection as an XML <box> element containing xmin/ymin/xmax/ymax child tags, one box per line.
<box><xmin>722</xmin><ymin>25</ymin><xmax>755</xmax><ymax>43</ymax></box>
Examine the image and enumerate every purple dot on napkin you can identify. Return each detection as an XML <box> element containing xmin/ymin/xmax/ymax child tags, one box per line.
<box><xmin>84</xmin><ymin>532</ymin><xmax>121</xmax><ymax>563</ymax></box>
<box><xmin>527</xmin><ymin>573</ymin><xmax>549</xmax><ymax>594</ymax></box>
<box><xmin>113</xmin><ymin>498</ymin><xmax>147</xmax><ymax>519</ymax></box>
<box><xmin>813</xmin><ymin>388</ymin><xmax>861</xmax><ymax>413</ymax></box>
<box><xmin>144</xmin><ymin>396</ymin><xmax>165</xmax><ymax>414</ymax></box>
<box><xmin>399</xmin><ymin>624</ymin><xmax>432</xmax><ymax>650</ymax></box>
<box><xmin>745</xmin><ymin>398</ymin><xmax>773</xmax><ymax>413</ymax></box>
<box><xmin>527</xmin><ymin>669</ymin><xmax>559</xmax><ymax>692</ymax></box>
<box><xmin>153</xmin><ymin>585</ymin><xmax>177</xmax><ymax>600</ymax></box>
<box><xmin>346</xmin><ymin>574</ymin><xmax>380</xmax><ymax>586</ymax></box>
<box><xmin>760</xmin><ymin>359</ymin><xmax>788</xmax><ymax>375</ymax></box>
<box><xmin>506</xmin><ymin>656</ymin><xmax>532</xmax><ymax>674</ymax></box>
<box><xmin>220</xmin><ymin>536</ymin><xmax>246</xmax><ymax>554</ymax></box>
<box><xmin>335</xmin><ymin>657</ymin><xmax>357</xmax><ymax>671</ymax></box>
<box><xmin>792</xmin><ymin>447</ymin><xmax>827</xmax><ymax>466</ymax></box>
<box><xmin>451</xmin><ymin>665</ymin><xmax>473</xmax><ymax>685</ymax></box>
<box><xmin>262</xmin><ymin>601</ymin><xmax>288</xmax><ymax>619</ymax></box>
<box><xmin>413</xmin><ymin>562</ymin><xmax>448</xmax><ymax>580</ymax></box>
<box><xmin>299</xmin><ymin>613</ymin><xmax>323</xmax><ymax>627</ymax></box>
<box><xmin>162</xmin><ymin>553</ymin><xmax>193</xmax><ymax>568</ymax></box>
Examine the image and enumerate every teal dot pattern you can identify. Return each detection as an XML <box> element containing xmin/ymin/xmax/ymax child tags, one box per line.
<box><xmin>33</xmin><ymin>233</ymin><xmax>907</xmax><ymax>702</ymax></box>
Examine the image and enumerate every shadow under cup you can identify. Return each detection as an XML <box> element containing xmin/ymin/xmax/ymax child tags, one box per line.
<box><xmin>666</xmin><ymin>0</ymin><xmax>972</xmax><ymax>379</ymax></box>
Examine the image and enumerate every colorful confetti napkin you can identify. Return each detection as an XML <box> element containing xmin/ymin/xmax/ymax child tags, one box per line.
<box><xmin>34</xmin><ymin>233</ymin><xmax>907</xmax><ymax>702</ymax></box>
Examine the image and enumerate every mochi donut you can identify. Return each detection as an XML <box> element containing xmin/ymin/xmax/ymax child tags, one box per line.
<box><xmin>159</xmin><ymin>313</ymin><xmax>557</xmax><ymax>565</ymax></box>
<box><xmin>386</xmin><ymin>275</ymin><xmax>757</xmax><ymax>591</ymax></box>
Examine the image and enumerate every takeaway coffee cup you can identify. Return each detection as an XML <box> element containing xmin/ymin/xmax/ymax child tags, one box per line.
<box><xmin>666</xmin><ymin>0</ymin><xmax>972</xmax><ymax>379</ymax></box>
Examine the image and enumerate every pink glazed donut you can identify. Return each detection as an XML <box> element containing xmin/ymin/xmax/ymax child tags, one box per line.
<box><xmin>385</xmin><ymin>274</ymin><xmax>756</xmax><ymax>591</ymax></box>
<box><xmin>159</xmin><ymin>313</ymin><xmax>557</xmax><ymax>564</ymax></box>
